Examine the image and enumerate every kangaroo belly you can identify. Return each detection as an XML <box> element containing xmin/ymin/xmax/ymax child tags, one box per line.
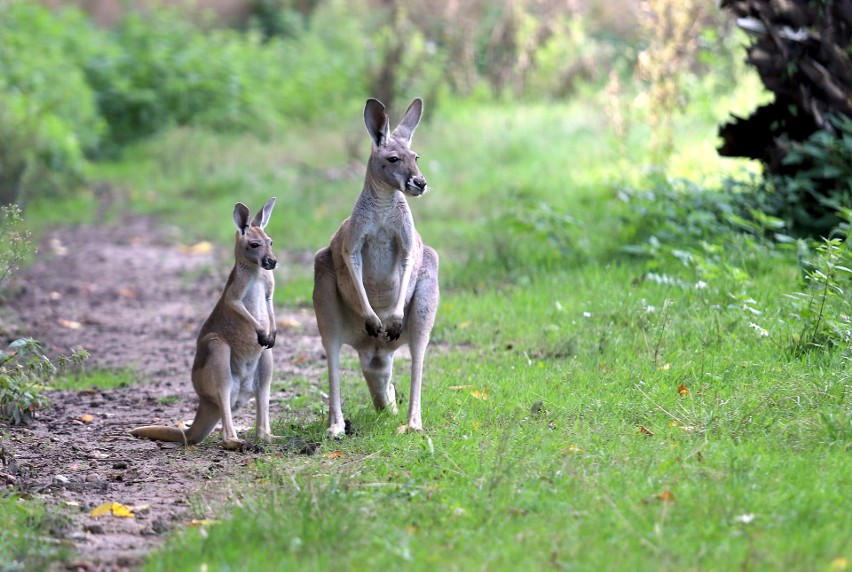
<box><xmin>242</xmin><ymin>289</ymin><xmax>270</xmax><ymax>331</ymax></box>
<box><xmin>361</xmin><ymin>242</ymin><xmax>401</xmax><ymax>310</ymax></box>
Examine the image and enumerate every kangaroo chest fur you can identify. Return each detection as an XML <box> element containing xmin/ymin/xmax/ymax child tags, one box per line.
<box><xmin>336</xmin><ymin>193</ymin><xmax>420</xmax><ymax>314</ymax></box>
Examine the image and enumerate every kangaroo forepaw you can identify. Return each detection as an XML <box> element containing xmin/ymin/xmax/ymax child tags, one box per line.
<box><xmin>365</xmin><ymin>315</ymin><xmax>383</xmax><ymax>338</ymax></box>
<box><xmin>257</xmin><ymin>330</ymin><xmax>276</xmax><ymax>348</ymax></box>
<box><xmin>384</xmin><ymin>315</ymin><xmax>403</xmax><ymax>341</ymax></box>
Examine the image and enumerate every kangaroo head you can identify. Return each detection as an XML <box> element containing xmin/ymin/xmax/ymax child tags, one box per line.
<box><xmin>233</xmin><ymin>197</ymin><xmax>277</xmax><ymax>270</ymax></box>
<box><xmin>364</xmin><ymin>98</ymin><xmax>427</xmax><ymax>197</ymax></box>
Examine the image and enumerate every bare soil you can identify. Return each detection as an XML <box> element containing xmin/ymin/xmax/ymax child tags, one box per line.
<box><xmin>0</xmin><ymin>213</ymin><xmax>328</xmax><ymax>571</ymax></box>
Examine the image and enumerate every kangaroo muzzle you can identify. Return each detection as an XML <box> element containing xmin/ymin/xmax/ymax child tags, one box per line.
<box><xmin>406</xmin><ymin>175</ymin><xmax>428</xmax><ymax>196</ymax></box>
<box><xmin>262</xmin><ymin>256</ymin><xmax>277</xmax><ymax>270</ymax></box>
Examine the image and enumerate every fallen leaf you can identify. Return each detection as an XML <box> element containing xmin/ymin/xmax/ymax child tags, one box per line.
<box><xmin>80</xmin><ymin>414</ymin><xmax>95</xmax><ymax>424</ymax></box>
<box><xmin>189</xmin><ymin>519</ymin><xmax>219</xmax><ymax>527</ymax></box>
<box><xmin>638</xmin><ymin>425</ymin><xmax>654</xmax><ymax>437</ymax></box>
<box><xmin>179</xmin><ymin>241</ymin><xmax>213</xmax><ymax>254</ymax></box>
<box><xmin>470</xmin><ymin>388</ymin><xmax>489</xmax><ymax>400</ymax></box>
<box><xmin>396</xmin><ymin>424</ymin><xmax>408</xmax><ymax>434</ymax></box>
<box><xmin>277</xmin><ymin>317</ymin><xmax>300</xmax><ymax>329</ymax></box>
<box><xmin>677</xmin><ymin>383</ymin><xmax>688</xmax><ymax>396</ymax></box>
<box><xmin>830</xmin><ymin>557</ymin><xmax>848</xmax><ymax>571</ymax></box>
<box><xmin>405</xmin><ymin>525</ymin><xmax>418</xmax><ymax>534</ymax></box>
<box><xmin>641</xmin><ymin>490</ymin><xmax>675</xmax><ymax>504</ymax></box>
<box><xmin>90</xmin><ymin>502</ymin><xmax>135</xmax><ymax>518</ymax></box>
<box><xmin>292</xmin><ymin>354</ymin><xmax>309</xmax><ymax>365</ymax></box>
<box><xmin>448</xmin><ymin>385</ymin><xmax>473</xmax><ymax>391</ymax></box>
<box><xmin>324</xmin><ymin>450</ymin><xmax>345</xmax><ymax>459</ymax></box>
<box><xmin>118</xmin><ymin>287</ymin><xmax>136</xmax><ymax>299</ymax></box>
<box><xmin>59</xmin><ymin>319</ymin><xmax>82</xmax><ymax>329</ymax></box>
<box><xmin>562</xmin><ymin>444</ymin><xmax>580</xmax><ymax>455</ymax></box>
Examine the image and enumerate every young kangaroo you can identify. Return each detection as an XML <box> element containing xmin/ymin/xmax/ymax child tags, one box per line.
<box><xmin>131</xmin><ymin>198</ymin><xmax>278</xmax><ymax>450</ymax></box>
<box><xmin>313</xmin><ymin>98</ymin><xmax>439</xmax><ymax>438</ymax></box>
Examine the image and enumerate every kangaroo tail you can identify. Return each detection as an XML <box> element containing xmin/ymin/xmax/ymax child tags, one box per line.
<box><xmin>130</xmin><ymin>399</ymin><xmax>220</xmax><ymax>446</ymax></box>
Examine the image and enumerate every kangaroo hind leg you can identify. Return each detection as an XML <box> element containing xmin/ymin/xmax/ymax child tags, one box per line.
<box><xmin>254</xmin><ymin>349</ymin><xmax>275</xmax><ymax>443</ymax></box>
<box><xmin>406</xmin><ymin>246</ymin><xmax>439</xmax><ymax>432</ymax></box>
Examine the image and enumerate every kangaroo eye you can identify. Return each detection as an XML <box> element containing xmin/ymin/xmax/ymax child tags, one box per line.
<box><xmin>250</xmin><ymin>242</ymin><xmax>261</xmax><ymax>249</ymax></box>
<box><xmin>387</xmin><ymin>156</ymin><xmax>400</xmax><ymax>164</ymax></box>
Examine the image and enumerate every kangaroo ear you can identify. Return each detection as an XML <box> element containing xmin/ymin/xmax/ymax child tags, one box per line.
<box><xmin>252</xmin><ymin>197</ymin><xmax>276</xmax><ymax>229</ymax></box>
<box><xmin>392</xmin><ymin>98</ymin><xmax>423</xmax><ymax>145</ymax></box>
<box><xmin>364</xmin><ymin>98</ymin><xmax>389</xmax><ymax>148</ymax></box>
<box><xmin>233</xmin><ymin>203</ymin><xmax>250</xmax><ymax>235</ymax></box>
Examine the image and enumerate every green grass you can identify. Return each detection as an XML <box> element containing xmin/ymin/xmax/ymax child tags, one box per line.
<box><xmin>51</xmin><ymin>368</ymin><xmax>140</xmax><ymax>391</ymax></box>
<box><xmin>12</xmin><ymin>75</ymin><xmax>852</xmax><ymax>570</ymax></box>
<box><xmin>0</xmin><ymin>493</ymin><xmax>71</xmax><ymax>570</ymax></box>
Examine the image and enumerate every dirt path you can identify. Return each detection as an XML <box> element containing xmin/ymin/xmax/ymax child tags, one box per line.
<box><xmin>0</xmin><ymin>214</ymin><xmax>327</xmax><ymax>570</ymax></box>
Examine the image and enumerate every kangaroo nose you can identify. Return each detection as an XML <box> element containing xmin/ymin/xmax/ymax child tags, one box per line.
<box><xmin>412</xmin><ymin>176</ymin><xmax>426</xmax><ymax>190</ymax></box>
<box><xmin>263</xmin><ymin>257</ymin><xmax>277</xmax><ymax>270</ymax></box>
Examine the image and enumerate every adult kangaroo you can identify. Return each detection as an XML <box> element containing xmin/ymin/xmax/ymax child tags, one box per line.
<box><xmin>131</xmin><ymin>198</ymin><xmax>278</xmax><ymax>450</ymax></box>
<box><xmin>313</xmin><ymin>98</ymin><xmax>439</xmax><ymax>438</ymax></box>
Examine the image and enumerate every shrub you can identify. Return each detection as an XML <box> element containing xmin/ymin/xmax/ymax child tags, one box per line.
<box><xmin>0</xmin><ymin>2</ymin><xmax>104</xmax><ymax>203</ymax></box>
<box><xmin>784</xmin><ymin>210</ymin><xmax>852</xmax><ymax>355</ymax></box>
<box><xmin>0</xmin><ymin>339</ymin><xmax>89</xmax><ymax>425</ymax></box>
<box><xmin>766</xmin><ymin>115</ymin><xmax>852</xmax><ymax>237</ymax></box>
<box><xmin>0</xmin><ymin>205</ymin><xmax>32</xmax><ymax>286</ymax></box>
<box><xmin>0</xmin><ymin>206</ymin><xmax>89</xmax><ymax>425</ymax></box>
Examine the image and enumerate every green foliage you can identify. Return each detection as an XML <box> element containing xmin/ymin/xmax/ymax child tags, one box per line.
<box><xmin>0</xmin><ymin>2</ymin><xmax>103</xmax><ymax>203</ymax></box>
<box><xmin>0</xmin><ymin>491</ymin><xmax>71</xmax><ymax>570</ymax></box>
<box><xmin>247</xmin><ymin>0</ymin><xmax>307</xmax><ymax>41</ymax></box>
<box><xmin>785</xmin><ymin>212</ymin><xmax>852</xmax><ymax>355</ymax></box>
<box><xmin>88</xmin><ymin>8</ymin><xmax>278</xmax><ymax>146</ymax></box>
<box><xmin>0</xmin><ymin>205</ymin><xmax>32</xmax><ymax>287</ymax></box>
<box><xmin>767</xmin><ymin>114</ymin><xmax>852</xmax><ymax>236</ymax></box>
<box><xmin>0</xmin><ymin>0</ymin><xmax>370</xmax><ymax>200</ymax></box>
<box><xmin>0</xmin><ymin>339</ymin><xmax>89</xmax><ymax>425</ymax></box>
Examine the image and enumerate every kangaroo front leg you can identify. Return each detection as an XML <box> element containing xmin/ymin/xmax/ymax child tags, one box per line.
<box><xmin>226</xmin><ymin>297</ymin><xmax>274</xmax><ymax>347</ymax></box>
<box><xmin>385</xmin><ymin>249</ymin><xmax>414</xmax><ymax>341</ymax></box>
<box><xmin>263</xmin><ymin>281</ymin><xmax>277</xmax><ymax>349</ymax></box>
<box><xmin>344</xmin><ymin>245</ymin><xmax>383</xmax><ymax>337</ymax></box>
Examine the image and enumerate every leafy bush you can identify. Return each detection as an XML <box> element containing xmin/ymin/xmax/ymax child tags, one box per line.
<box><xmin>0</xmin><ymin>339</ymin><xmax>89</xmax><ymax>425</ymax></box>
<box><xmin>0</xmin><ymin>206</ymin><xmax>89</xmax><ymax>425</ymax></box>
<box><xmin>0</xmin><ymin>205</ymin><xmax>32</xmax><ymax>286</ymax></box>
<box><xmin>0</xmin><ymin>2</ymin><xmax>104</xmax><ymax>203</ymax></box>
<box><xmin>765</xmin><ymin>114</ymin><xmax>852</xmax><ymax>237</ymax></box>
<box><xmin>784</xmin><ymin>210</ymin><xmax>852</xmax><ymax>355</ymax></box>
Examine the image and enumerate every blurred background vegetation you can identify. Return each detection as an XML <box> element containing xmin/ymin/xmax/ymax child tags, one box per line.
<box><xmin>1</xmin><ymin>0</ymin><xmax>750</xmax><ymax>202</ymax></box>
